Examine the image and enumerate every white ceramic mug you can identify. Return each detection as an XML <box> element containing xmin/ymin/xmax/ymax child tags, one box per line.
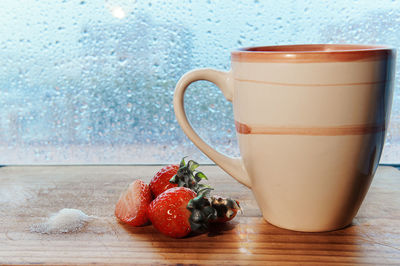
<box><xmin>173</xmin><ymin>44</ymin><xmax>396</xmax><ymax>232</ymax></box>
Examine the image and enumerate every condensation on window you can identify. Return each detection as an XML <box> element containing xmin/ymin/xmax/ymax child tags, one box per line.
<box><xmin>0</xmin><ymin>0</ymin><xmax>399</xmax><ymax>164</ymax></box>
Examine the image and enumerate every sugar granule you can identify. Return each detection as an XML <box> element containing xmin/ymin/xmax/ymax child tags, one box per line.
<box><xmin>30</xmin><ymin>208</ymin><xmax>95</xmax><ymax>234</ymax></box>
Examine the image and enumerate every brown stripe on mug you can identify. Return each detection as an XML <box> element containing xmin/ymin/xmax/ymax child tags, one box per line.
<box><xmin>235</xmin><ymin>121</ymin><xmax>386</xmax><ymax>136</ymax></box>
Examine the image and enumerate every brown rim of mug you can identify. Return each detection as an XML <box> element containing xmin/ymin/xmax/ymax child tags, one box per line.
<box><xmin>231</xmin><ymin>44</ymin><xmax>396</xmax><ymax>63</ymax></box>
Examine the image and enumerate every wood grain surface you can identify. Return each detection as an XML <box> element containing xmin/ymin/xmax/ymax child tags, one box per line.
<box><xmin>0</xmin><ymin>165</ymin><xmax>399</xmax><ymax>265</ymax></box>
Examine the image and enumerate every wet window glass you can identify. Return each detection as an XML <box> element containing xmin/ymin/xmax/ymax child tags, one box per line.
<box><xmin>0</xmin><ymin>0</ymin><xmax>399</xmax><ymax>164</ymax></box>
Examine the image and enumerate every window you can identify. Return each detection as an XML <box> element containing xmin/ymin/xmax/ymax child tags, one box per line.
<box><xmin>0</xmin><ymin>0</ymin><xmax>399</xmax><ymax>164</ymax></box>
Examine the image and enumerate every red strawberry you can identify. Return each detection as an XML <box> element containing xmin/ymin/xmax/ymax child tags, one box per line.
<box><xmin>147</xmin><ymin>187</ymin><xmax>216</xmax><ymax>238</ymax></box>
<box><xmin>149</xmin><ymin>158</ymin><xmax>209</xmax><ymax>198</ymax></box>
<box><xmin>149</xmin><ymin>164</ymin><xmax>179</xmax><ymax>198</ymax></box>
<box><xmin>115</xmin><ymin>179</ymin><xmax>152</xmax><ymax>226</ymax></box>
<box><xmin>210</xmin><ymin>196</ymin><xmax>241</xmax><ymax>223</ymax></box>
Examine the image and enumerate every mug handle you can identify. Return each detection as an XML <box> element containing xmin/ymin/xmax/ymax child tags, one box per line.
<box><xmin>173</xmin><ymin>68</ymin><xmax>251</xmax><ymax>188</ymax></box>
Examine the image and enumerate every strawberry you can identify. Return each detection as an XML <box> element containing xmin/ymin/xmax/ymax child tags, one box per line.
<box><xmin>147</xmin><ymin>187</ymin><xmax>216</xmax><ymax>238</ymax></box>
<box><xmin>210</xmin><ymin>196</ymin><xmax>241</xmax><ymax>223</ymax></box>
<box><xmin>114</xmin><ymin>179</ymin><xmax>152</xmax><ymax>226</ymax></box>
<box><xmin>149</xmin><ymin>164</ymin><xmax>179</xmax><ymax>198</ymax></box>
<box><xmin>150</xmin><ymin>158</ymin><xmax>209</xmax><ymax>198</ymax></box>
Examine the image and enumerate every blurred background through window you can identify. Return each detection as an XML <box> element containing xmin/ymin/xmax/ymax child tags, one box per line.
<box><xmin>0</xmin><ymin>0</ymin><xmax>399</xmax><ymax>164</ymax></box>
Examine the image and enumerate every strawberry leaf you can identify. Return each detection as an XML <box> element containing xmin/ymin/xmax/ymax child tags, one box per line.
<box><xmin>187</xmin><ymin>160</ymin><xmax>199</xmax><ymax>172</ymax></box>
<box><xmin>170</xmin><ymin>157</ymin><xmax>213</xmax><ymax>195</ymax></box>
<box><xmin>194</xmin><ymin>171</ymin><xmax>207</xmax><ymax>182</ymax></box>
<box><xmin>179</xmin><ymin>157</ymin><xmax>186</xmax><ymax>168</ymax></box>
<box><xmin>170</xmin><ymin>174</ymin><xmax>177</xmax><ymax>184</ymax></box>
<box><xmin>197</xmin><ymin>186</ymin><xmax>213</xmax><ymax>197</ymax></box>
<box><xmin>187</xmin><ymin>193</ymin><xmax>217</xmax><ymax>233</ymax></box>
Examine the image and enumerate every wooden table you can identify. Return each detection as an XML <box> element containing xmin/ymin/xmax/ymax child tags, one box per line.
<box><xmin>0</xmin><ymin>165</ymin><xmax>399</xmax><ymax>265</ymax></box>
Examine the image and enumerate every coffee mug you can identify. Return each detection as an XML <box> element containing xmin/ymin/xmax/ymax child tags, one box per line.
<box><xmin>173</xmin><ymin>44</ymin><xmax>396</xmax><ymax>232</ymax></box>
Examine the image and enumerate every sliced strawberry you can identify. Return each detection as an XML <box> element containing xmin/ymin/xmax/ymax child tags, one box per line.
<box><xmin>115</xmin><ymin>179</ymin><xmax>152</xmax><ymax>226</ymax></box>
<box><xmin>149</xmin><ymin>164</ymin><xmax>179</xmax><ymax>198</ymax></box>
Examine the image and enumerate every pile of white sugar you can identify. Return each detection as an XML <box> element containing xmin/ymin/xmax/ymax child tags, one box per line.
<box><xmin>30</xmin><ymin>208</ymin><xmax>95</xmax><ymax>234</ymax></box>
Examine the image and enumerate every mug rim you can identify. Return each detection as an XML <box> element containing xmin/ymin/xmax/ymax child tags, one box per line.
<box><xmin>231</xmin><ymin>44</ymin><xmax>395</xmax><ymax>63</ymax></box>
